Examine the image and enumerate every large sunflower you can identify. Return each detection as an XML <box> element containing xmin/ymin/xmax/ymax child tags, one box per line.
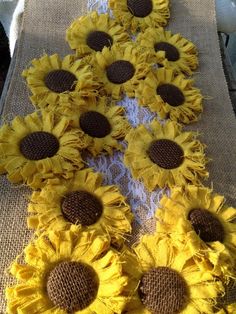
<box><xmin>137</xmin><ymin>27</ymin><xmax>198</xmax><ymax>75</ymax></box>
<box><xmin>0</xmin><ymin>110</ymin><xmax>86</xmax><ymax>189</ymax></box>
<box><xmin>91</xmin><ymin>43</ymin><xmax>153</xmax><ymax>100</ymax></box>
<box><xmin>156</xmin><ymin>185</ymin><xmax>236</xmax><ymax>273</ymax></box>
<box><xmin>68</xmin><ymin>97</ymin><xmax>131</xmax><ymax>156</ymax></box>
<box><xmin>22</xmin><ymin>54</ymin><xmax>101</xmax><ymax>111</ymax></box>
<box><xmin>109</xmin><ymin>0</ymin><xmax>170</xmax><ymax>33</ymax></box>
<box><xmin>6</xmin><ymin>228</ymin><xmax>128</xmax><ymax>314</ymax></box>
<box><xmin>66</xmin><ymin>11</ymin><xmax>130</xmax><ymax>58</ymax></box>
<box><xmin>136</xmin><ymin>68</ymin><xmax>203</xmax><ymax>124</ymax></box>
<box><xmin>28</xmin><ymin>168</ymin><xmax>133</xmax><ymax>246</ymax></box>
<box><xmin>124</xmin><ymin>119</ymin><xmax>208</xmax><ymax>191</ymax></box>
<box><xmin>121</xmin><ymin>234</ymin><xmax>223</xmax><ymax>313</ymax></box>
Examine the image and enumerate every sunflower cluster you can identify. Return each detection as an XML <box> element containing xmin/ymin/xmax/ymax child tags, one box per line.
<box><xmin>2</xmin><ymin>0</ymin><xmax>236</xmax><ymax>313</ymax></box>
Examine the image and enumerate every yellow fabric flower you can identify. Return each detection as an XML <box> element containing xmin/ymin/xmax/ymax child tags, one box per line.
<box><xmin>156</xmin><ymin>185</ymin><xmax>236</xmax><ymax>276</ymax></box>
<box><xmin>22</xmin><ymin>54</ymin><xmax>101</xmax><ymax>111</ymax></box>
<box><xmin>68</xmin><ymin>97</ymin><xmax>131</xmax><ymax>156</ymax></box>
<box><xmin>0</xmin><ymin>110</ymin><xmax>86</xmax><ymax>189</ymax></box>
<box><xmin>137</xmin><ymin>27</ymin><xmax>198</xmax><ymax>75</ymax></box>
<box><xmin>216</xmin><ymin>279</ymin><xmax>236</xmax><ymax>313</ymax></box>
<box><xmin>91</xmin><ymin>43</ymin><xmax>153</xmax><ymax>100</ymax></box>
<box><xmin>6</xmin><ymin>228</ymin><xmax>128</xmax><ymax>314</ymax></box>
<box><xmin>66</xmin><ymin>11</ymin><xmax>130</xmax><ymax>58</ymax></box>
<box><xmin>121</xmin><ymin>234</ymin><xmax>223</xmax><ymax>313</ymax></box>
<box><xmin>136</xmin><ymin>68</ymin><xmax>203</xmax><ymax>124</ymax></box>
<box><xmin>124</xmin><ymin>119</ymin><xmax>208</xmax><ymax>191</ymax></box>
<box><xmin>28</xmin><ymin>168</ymin><xmax>133</xmax><ymax>246</ymax></box>
<box><xmin>109</xmin><ymin>0</ymin><xmax>170</xmax><ymax>33</ymax></box>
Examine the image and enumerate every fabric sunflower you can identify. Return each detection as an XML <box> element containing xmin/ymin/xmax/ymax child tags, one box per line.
<box><xmin>109</xmin><ymin>0</ymin><xmax>170</xmax><ymax>33</ymax></box>
<box><xmin>6</xmin><ymin>228</ymin><xmax>128</xmax><ymax>314</ymax></box>
<box><xmin>68</xmin><ymin>97</ymin><xmax>131</xmax><ymax>156</ymax></box>
<box><xmin>216</xmin><ymin>279</ymin><xmax>236</xmax><ymax>313</ymax></box>
<box><xmin>156</xmin><ymin>185</ymin><xmax>236</xmax><ymax>273</ymax></box>
<box><xmin>28</xmin><ymin>168</ymin><xmax>133</xmax><ymax>246</ymax></box>
<box><xmin>136</xmin><ymin>68</ymin><xmax>203</xmax><ymax>124</ymax></box>
<box><xmin>22</xmin><ymin>54</ymin><xmax>101</xmax><ymax>111</ymax></box>
<box><xmin>0</xmin><ymin>110</ymin><xmax>86</xmax><ymax>189</ymax></box>
<box><xmin>121</xmin><ymin>234</ymin><xmax>223</xmax><ymax>313</ymax></box>
<box><xmin>124</xmin><ymin>119</ymin><xmax>208</xmax><ymax>191</ymax></box>
<box><xmin>137</xmin><ymin>27</ymin><xmax>198</xmax><ymax>75</ymax></box>
<box><xmin>66</xmin><ymin>11</ymin><xmax>130</xmax><ymax>58</ymax></box>
<box><xmin>91</xmin><ymin>43</ymin><xmax>153</xmax><ymax>100</ymax></box>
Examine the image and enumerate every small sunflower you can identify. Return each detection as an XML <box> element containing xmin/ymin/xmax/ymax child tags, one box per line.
<box><xmin>216</xmin><ymin>279</ymin><xmax>236</xmax><ymax>313</ymax></box>
<box><xmin>124</xmin><ymin>119</ymin><xmax>208</xmax><ymax>191</ymax></box>
<box><xmin>0</xmin><ymin>110</ymin><xmax>86</xmax><ymax>189</ymax></box>
<box><xmin>137</xmin><ymin>27</ymin><xmax>198</xmax><ymax>75</ymax></box>
<box><xmin>6</xmin><ymin>228</ymin><xmax>128</xmax><ymax>314</ymax></box>
<box><xmin>156</xmin><ymin>185</ymin><xmax>236</xmax><ymax>271</ymax></box>
<box><xmin>28</xmin><ymin>168</ymin><xmax>133</xmax><ymax>246</ymax></box>
<box><xmin>91</xmin><ymin>43</ymin><xmax>153</xmax><ymax>100</ymax></box>
<box><xmin>68</xmin><ymin>97</ymin><xmax>131</xmax><ymax>156</ymax></box>
<box><xmin>109</xmin><ymin>0</ymin><xmax>170</xmax><ymax>33</ymax></box>
<box><xmin>66</xmin><ymin>11</ymin><xmax>130</xmax><ymax>58</ymax></box>
<box><xmin>22</xmin><ymin>53</ymin><xmax>101</xmax><ymax>111</ymax></box>
<box><xmin>121</xmin><ymin>234</ymin><xmax>223</xmax><ymax>313</ymax></box>
<box><xmin>136</xmin><ymin>68</ymin><xmax>203</xmax><ymax>124</ymax></box>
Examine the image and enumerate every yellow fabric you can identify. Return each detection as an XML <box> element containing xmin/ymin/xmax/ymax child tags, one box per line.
<box><xmin>136</xmin><ymin>68</ymin><xmax>203</xmax><ymax>124</ymax></box>
<box><xmin>109</xmin><ymin>0</ymin><xmax>170</xmax><ymax>32</ymax></box>
<box><xmin>124</xmin><ymin>119</ymin><xmax>209</xmax><ymax>190</ymax></box>
<box><xmin>6</xmin><ymin>228</ymin><xmax>128</xmax><ymax>314</ymax></box>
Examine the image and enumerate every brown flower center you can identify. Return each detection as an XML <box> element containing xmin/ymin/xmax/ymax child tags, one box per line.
<box><xmin>217</xmin><ymin>279</ymin><xmax>236</xmax><ymax>306</ymax></box>
<box><xmin>44</xmin><ymin>69</ymin><xmax>77</xmax><ymax>93</ymax></box>
<box><xmin>20</xmin><ymin>131</ymin><xmax>59</xmax><ymax>160</ymax></box>
<box><xmin>154</xmin><ymin>42</ymin><xmax>180</xmax><ymax>61</ymax></box>
<box><xmin>156</xmin><ymin>84</ymin><xmax>185</xmax><ymax>107</ymax></box>
<box><xmin>86</xmin><ymin>31</ymin><xmax>113</xmax><ymax>52</ymax></box>
<box><xmin>106</xmin><ymin>60</ymin><xmax>135</xmax><ymax>84</ymax></box>
<box><xmin>139</xmin><ymin>267</ymin><xmax>188</xmax><ymax>314</ymax></box>
<box><xmin>47</xmin><ymin>261</ymin><xmax>99</xmax><ymax>312</ymax></box>
<box><xmin>79</xmin><ymin>111</ymin><xmax>111</xmax><ymax>138</ymax></box>
<box><xmin>127</xmin><ymin>0</ymin><xmax>153</xmax><ymax>17</ymax></box>
<box><xmin>188</xmin><ymin>209</ymin><xmax>225</xmax><ymax>243</ymax></box>
<box><xmin>148</xmin><ymin>139</ymin><xmax>184</xmax><ymax>169</ymax></box>
<box><xmin>61</xmin><ymin>190</ymin><xmax>103</xmax><ymax>226</ymax></box>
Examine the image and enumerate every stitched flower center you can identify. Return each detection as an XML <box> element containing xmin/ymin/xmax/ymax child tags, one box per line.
<box><xmin>44</xmin><ymin>69</ymin><xmax>77</xmax><ymax>93</ymax></box>
<box><xmin>86</xmin><ymin>31</ymin><xmax>113</xmax><ymax>51</ymax></box>
<box><xmin>106</xmin><ymin>60</ymin><xmax>135</xmax><ymax>84</ymax></box>
<box><xmin>156</xmin><ymin>84</ymin><xmax>185</xmax><ymax>107</ymax></box>
<box><xmin>139</xmin><ymin>267</ymin><xmax>188</xmax><ymax>314</ymax></box>
<box><xmin>47</xmin><ymin>261</ymin><xmax>99</xmax><ymax>312</ymax></box>
<box><xmin>20</xmin><ymin>131</ymin><xmax>59</xmax><ymax>161</ymax></box>
<box><xmin>148</xmin><ymin>139</ymin><xmax>184</xmax><ymax>169</ymax></box>
<box><xmin>127</xmin><ymin>0</ymin><xmax>153</xmax><ymax>17</ymax></box>
<box><xmin>188</xmin><ymin>209</ymin><xmax>225</xmax><ymax>243</ymax></box>
<box><xmin>79</xmin><ymin>110</ymin><xmax>111</xmax><ymax>138</ymax></box>
<box><xmin>61</xmin><ymin>190</ymin><xmax>103</xmax><ymax>226</ymax></box>
<box><xmin>154</xmin><ymin>42</ymin><xmax>180</xmax><ymax>61</ymax></box>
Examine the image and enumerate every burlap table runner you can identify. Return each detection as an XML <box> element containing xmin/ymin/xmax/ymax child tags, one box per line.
<box><xmin>0</xmin><ymin>0</ymin><xmax>236</xmax><ymax>312</ymax></box>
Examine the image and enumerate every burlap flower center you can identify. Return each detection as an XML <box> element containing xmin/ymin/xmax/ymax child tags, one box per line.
<box><xmin>188</xmin><ymin>208</ymin><xmax>225</xmax><ymax>243</ymax></box>
<box><xmin>154</xmin><ymin>42</ymin><xmax>180</xmax><ymax>61</ymax></box>
<box><xmin>79</xmin><ymin>110</ymin><xmax>112</xmax><ymax>138</ymax></box>
<box><xmin>61</xmin><ymin>190</ymin><xmax>103</xmax><ymax>226</ymax></box>
<box><xmin>47</xmin><ymin>261</ymin><xmax>99</xmax><ymax>312</ymax></box>
<box><xmin>86</xmin><ymin>30</ymin><xmax>113</xmax><ymax>52</ymax></box>
<box><xmin>217</xmin><ymin>279</ymin><xmax>236</xmax><ymax>306</ymax></box>
<box><xmin>139</xmin><ymin>267</ymin><xmax>188</xmax><ymax>314</ymax></box>
<box><xmin>156</xmin><ymin>83</ymin><xmax>185</xmax><ymax>107</ymax></box>
<box><xmin>127</xmin><ymin>0</ymin><xmax>153</xmax><ymax>17</ymax></box>
<box><xmin>148</xmin><ymin>139</ymin><xmax>184</xmax><ymax>169</ymax></box>
<box><xmin>106</xmin><ymin>60</ymin><xmax>135</xmax><ymax>84</ymax></box>
<box><xmin>44</xmin><ymin>69</ymin><xmax>77</xmax><ymax>93</ymax></box>
<box><xmin>20</xmin><ymin>131</ymin><xmax>59</xmax><ymax>160</ymax></box>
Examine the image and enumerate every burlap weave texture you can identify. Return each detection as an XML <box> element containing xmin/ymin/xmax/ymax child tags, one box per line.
<box><xmin>0</xmin><ymin>0</ymin><xmax>236</xmax><ymax>312</ymax></box>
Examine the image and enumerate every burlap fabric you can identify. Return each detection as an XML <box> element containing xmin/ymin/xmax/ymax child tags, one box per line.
<box><xmin>0</xmin><ymin>0</ymin><xmax>236</xmax><ymax>312</ymax></box>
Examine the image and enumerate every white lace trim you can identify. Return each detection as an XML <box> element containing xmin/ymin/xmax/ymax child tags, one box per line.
<box><xmin>86</xmin><ymin>0</ymin><xmax>167</xmax><ymax>224</ymax></box>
